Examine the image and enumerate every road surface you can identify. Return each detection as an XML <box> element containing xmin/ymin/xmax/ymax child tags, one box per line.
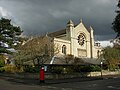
<box><xmin>0</xmin><ymin>76</ymin><xmax>120</xmax><ymax>90</ymax></box>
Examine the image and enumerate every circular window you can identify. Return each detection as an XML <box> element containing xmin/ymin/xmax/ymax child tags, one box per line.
<box><xmin>78</xmin><ymin>33</ymin><xmax>85</xmax><ymax>46</ymax></box>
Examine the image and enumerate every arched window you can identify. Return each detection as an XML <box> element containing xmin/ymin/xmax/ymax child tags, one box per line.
<box><xmin>62</xmin><ymin>45</ymin><xmax>66</xmax><ymax>55</ymax></box>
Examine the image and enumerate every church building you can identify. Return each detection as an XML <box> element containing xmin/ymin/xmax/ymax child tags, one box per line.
<box><xmin>48</xmin><ymin>19</ymin><xmax>102</xmax><ymax>60</ymax></box>
<box><xmin>21</xmin><ymin>19</ymin><xmax>103</xmax><ymax>65</ymax></box>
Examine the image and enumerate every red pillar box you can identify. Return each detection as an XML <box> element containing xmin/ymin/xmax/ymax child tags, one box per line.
<box><xmin>39</xmin><ymin>67</ymin><xmax>45</xmax><ymax>83</ymax></box>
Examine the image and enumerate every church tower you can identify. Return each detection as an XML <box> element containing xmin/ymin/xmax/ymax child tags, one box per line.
<box><xmin>66</xmin><ymin>20</ymin><xmax>74</xmax><ymax>40</ymax></box>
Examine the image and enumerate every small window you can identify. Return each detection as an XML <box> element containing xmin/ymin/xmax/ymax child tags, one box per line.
<box><xmin>62</xmin><ymin>45</ymin><xmax>66</xmax><ymax>55</ymax></box>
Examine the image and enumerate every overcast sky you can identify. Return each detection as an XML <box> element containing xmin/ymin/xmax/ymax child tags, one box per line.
<box><xmin>0</xmin><ymin>0</ymin><xmax>118</xmax><ymax>41</ymax></box>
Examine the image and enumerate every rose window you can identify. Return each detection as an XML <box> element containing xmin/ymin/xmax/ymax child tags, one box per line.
<box><xmin>78</xmin><ymin>33</ymin><xmax>85</xmax><ymax>46</ymax></box>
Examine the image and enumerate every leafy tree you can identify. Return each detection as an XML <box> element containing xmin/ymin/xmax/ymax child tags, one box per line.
<box><xmin>112</xmin><ymin>0</ymin><xmax>120</xmax><ymax>38</ymax></box>
<box><xmin>111</xmin><ymin>38</ymin><xmax>120</xmax><ymax>50</ymax></box>
<box><xmin>103</xmin><ymin>47</ymin><xmax>120</xmax><ymax>70</ymax></box>
<box><xmin>0</xmin><ymin>54</ymin><xmax>5</xmax><ymax>67</ymax></box>
<box><xmin>0</xmin><ymin>18</ymin><xmax>23</xmax><ymax>54</ymax></box>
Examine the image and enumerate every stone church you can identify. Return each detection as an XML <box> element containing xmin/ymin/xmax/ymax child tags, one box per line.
<box><xmin>22</xmin><ymin>19</ymin><xmax>102</xmax><ymax>65</ymax></box>
<box><xmin>48</xmin><ymin>19</ymin><xmax>102</xmax><ymax>61</ymax></box>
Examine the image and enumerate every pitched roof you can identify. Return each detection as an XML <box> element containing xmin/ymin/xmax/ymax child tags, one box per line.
<box><xmin>48</xmin><ymin>20</ymin><xmax>91</xmax><ymax>37</ymax></box>
<box><xmin>48</xmin><ymin>29</ymin><xmax>66</xmax><ymax>37</ymax></box>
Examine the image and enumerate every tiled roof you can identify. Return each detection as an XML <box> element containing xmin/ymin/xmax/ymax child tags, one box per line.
<box><xmin>48</xmin><ymin>20</ymin><xmax>91</xmax><ymax>38</ymax></box>
<box><xmin>48</xmin><ymin>29</ymin><xmax>66</xmax><ymax>37</ymax></box>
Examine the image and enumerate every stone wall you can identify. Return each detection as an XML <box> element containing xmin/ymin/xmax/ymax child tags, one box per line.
<box><xmin>88</xmin><ymin>70</ymin><xmax>120</xmax><ymax>77</ymax></box>
<box><xmin>1</xmin><ymin>71</ymin><xmax>120</xmax><ymax>80</ymax></box>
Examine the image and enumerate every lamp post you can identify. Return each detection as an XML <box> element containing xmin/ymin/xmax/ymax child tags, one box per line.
<box><xmin>100</xmin><ymin>61</ymin><xmax>103</xmax><ymax>78</ymax></box>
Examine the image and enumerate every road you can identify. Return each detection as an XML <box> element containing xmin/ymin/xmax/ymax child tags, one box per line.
<box><xmin>49</xmin><ymin>77</ymin><xmax>120</xmax><ymax>90</ymax></box>
<box><xmin>0</xmin><ymin>76</ymin><xmax>120</xmax><ymax>90</ymax></box>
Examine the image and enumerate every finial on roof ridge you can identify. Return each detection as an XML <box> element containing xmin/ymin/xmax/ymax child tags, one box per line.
<box><xmin>89</xmin><ymin>26</ymin><xmax>94</xmax><ymax>31</ymax></box>
<box><xmin>90</xmin><ymin>26</ymin><xmax>93</xmax><ymax>29</ymax></box>
<box><xmin>67</xmin><ymin>19</ymin><xmax>74</xmax><ymax>24</ymax></box>
<box><xmin>80</xmin><ymin>18</ymin><xmax>82</xmax><ymax>23</ymax></box>
<box><xmin>45</xmin><ymin>32</ymin><xmax>48</xmax><ymax>37</ymax></box>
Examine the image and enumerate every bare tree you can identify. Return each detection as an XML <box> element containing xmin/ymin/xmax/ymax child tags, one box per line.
<box><xmin>14</xmin><ymin>35</ymin><xmax>59</xmax><ymax>65</ymax></box>
<box><xmin>73</xmin><ymin>57</ymin><xmax>84</xmax><ymax>65</ymax></box>
<box><xmin>62</xmin><ymin>54</ymin><xmax>74</xmax><ymax>64</ymax></box>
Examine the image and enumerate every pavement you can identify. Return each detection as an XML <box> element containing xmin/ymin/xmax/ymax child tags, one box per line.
<box><xmin>45</xmin><ymin>77</ymin><xmax>103</xmax><ymax>84</ymax></box>
<box><xmin>0</xmin><ymin>73</ymin><xmax>104</xmax><ymax>85</ymax></box>
<box><xmin>1</xmin><ymin>72</ymin><xmax>120</xmax><ymax>85</ymax></box>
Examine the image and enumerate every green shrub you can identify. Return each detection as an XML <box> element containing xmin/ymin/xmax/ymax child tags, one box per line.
<box><xmin>80</xmin><ymin>65</ymin><xmax>91</xmax><ymax>72</ymax></box>
<box><xmin>108</xmin><ymin>64</ymin><xmax>119</xmax><ymax>71</ymax></box>
<box><xmin>4</xmin><ymin>65</ymin><xmax>17</xmax><ymax>73</ymax></box>
<box><xmin>23</xmin><ymin>66</ymin><xmax>39</xmax><ymax>73</ymax></box>
<box><xmin>0</xmin><ymin>54</ymin><xmax>5</xmax><ymax>67</ymax></box>
<box><xmin>0</xmin><ymin>67</ymin><xmax>5</xmax><ymax>72</ymax></box>
<box><xmin>48</xmin><ymin>65</ymin><xmax>101</xmax><ymax>74</ymax></box>
<box><xmin>50</xmin><ymin>66</ymin><xmax>63</xmax><ymax>74</ymax></box>
<box><xmin>48</xmin><ymin>66</ymin><xmax>74</xmax><ymax>74</ymax></box>
<box><xmin>65</xmin><ymin>67</ymin><xmax>74</xmax><ymax>74</ymax></box>
<box><xmin>72</xmin><ymin>65</ymin><xmax>81</xmax><ymax>72</ymax></box>
<box><xmin>79</xmin><ymin>65</ymin><xmax>101</xmax><ymax>72</ymax></box>
<box><xmin>90</xmin><ymin>65</ymin><xmax>101</xmax><ymax>71</ymax></box>
<box><xmin>0</xmin><ymin>60</ymin><xmax>5</xmax><ymax>67</ymax></box>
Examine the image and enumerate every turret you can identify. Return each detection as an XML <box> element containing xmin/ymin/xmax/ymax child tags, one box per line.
<box><xmin>67</xmin><ymin>20</ymin><xmax>74</xmax><ymax>28</ymax></box>
<box><xmin>80</xmin><ymin>18</ymin><xmax>82</xmax><ymax>23</ymax></box>
<box><xmin>66</xmin><ymin>20</ymin><xmax>74</xmax><ymax>40</ymax></box>
<box><xmin>66</xmin><ymin>20</ymin><xmax>74</xmax><ymax>54</ymax></box>
<box><xmin>90</xmin><ymin>26</ymin><xmax>94</xmax><ymax>38</ymax></box>
<box><xmin>89</xmin><ymin>26</ymin><xmax>94</xmax><ymax>58</ymax></box>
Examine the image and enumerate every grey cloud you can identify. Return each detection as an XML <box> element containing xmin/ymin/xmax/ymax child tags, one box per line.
<box><xmin>0</xmin><ymin>0</ymin><xmax>117</xmax><ymax>40</ymax></box>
